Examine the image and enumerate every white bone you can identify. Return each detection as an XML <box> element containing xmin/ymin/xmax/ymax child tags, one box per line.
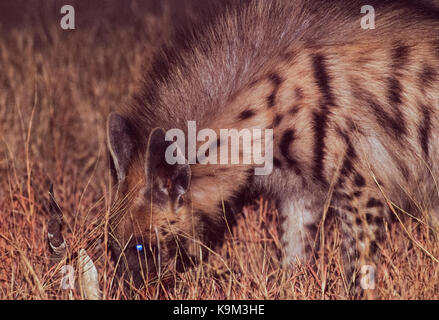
<box><xmin>78</xmin><ymin>249</ymin><xmax>102</xmax><ymax>300</ymax></box>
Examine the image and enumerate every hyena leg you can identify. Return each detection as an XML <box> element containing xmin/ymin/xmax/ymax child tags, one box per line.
<box><xmin>334</xmin><ymin>175</ymin><xmax>388</xmax><ymax>294</ymax></box>
<box><xmin>278</xmin><ymin>198</ymin><xmax>320</xmax><ymax>266</ymax></box>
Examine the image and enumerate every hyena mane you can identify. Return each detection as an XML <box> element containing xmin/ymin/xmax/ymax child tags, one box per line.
<box><xmin>106</xmin><ymin>0</ymin><xmax>439</xmax><ymax>293</ymax></box>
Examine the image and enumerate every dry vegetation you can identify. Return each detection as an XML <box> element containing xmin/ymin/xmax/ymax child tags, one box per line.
<box><xmin>1</xmin><ymin>1</ymin><xmax>439</xmax><ymax>300</ymax></box>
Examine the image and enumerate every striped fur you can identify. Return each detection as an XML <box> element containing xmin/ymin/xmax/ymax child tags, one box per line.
<box><xmin>106</xmin><ymin>0</ymin><xmax>439</xmax><ymax>293</ymax></box>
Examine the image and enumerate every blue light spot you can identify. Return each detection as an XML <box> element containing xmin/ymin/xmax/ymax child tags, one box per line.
<box><xmin>136</xmin><ymin>244</ymin><xmax>143</xmax><ymax>252</ymax></box>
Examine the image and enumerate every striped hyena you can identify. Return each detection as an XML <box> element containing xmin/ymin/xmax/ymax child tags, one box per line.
<box><xmin>106</xmin><ymin>0</ymin><xmax>439</xmax><ymax>292</ymax></box>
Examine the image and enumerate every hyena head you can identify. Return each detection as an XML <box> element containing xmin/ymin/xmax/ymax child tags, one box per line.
<box><xmin>106</xmin><ymin>112</ymin><xmax>203</xmax><ymax>287</ymax></box>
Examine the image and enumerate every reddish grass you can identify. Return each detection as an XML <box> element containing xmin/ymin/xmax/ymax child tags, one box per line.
<box><xmin>1</xmin><ymin>1</ymin><xmax>439</xmax><ymax>300</ymax></box>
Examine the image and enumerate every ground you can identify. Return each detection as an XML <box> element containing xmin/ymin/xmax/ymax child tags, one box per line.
<box><xmin>1</xmin><ymin>0</ymin><xmax>439</xmax><ymax>300</ymax></box>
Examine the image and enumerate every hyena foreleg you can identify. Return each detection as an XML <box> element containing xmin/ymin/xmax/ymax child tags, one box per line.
<box><xmin>278</xmin><ymin>197</ymin><xmax>321</xmax><ymax>267</ymax></box>
<box><xmin>334</xmin><ymin>173</ymin><xmax>388</xmax><ymax>295</ymax></box>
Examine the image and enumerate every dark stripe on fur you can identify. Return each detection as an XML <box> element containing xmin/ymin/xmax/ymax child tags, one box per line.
<box><xmin>312</xmin><ymin>110</ymin><xmax>329</xmax><ymax>185</ymax></box>
<box><xmin>295</xmin><ymin>87</ymin><xmax>304</xmax><ymax>100</ymax></box>
<box><xmin>391</xmin><ymin>44</ymin><xmax>410</xmax><ymax>70</ymax></box>
<box><xmin>312</xmin><ymin>54</ymin><xmax>334</xmax><ymax>105</ymax></box>
<box><xmin>279</xmin><ymin>129</ymin><xmax>301</xmax><ymax>175</ymax></box>
<box><xmin>433</xmin><ymin>40</ymin><xmax>439</xmax><ymax>58</ymax></box>
<box><xmin>366</xmin><ymin>198</ymin><xmax>383</xmax><ymax>208</ymax></box>
<box><xmin>289</xmin><ymin>105</ymin><xmax>300</xmax><ymax>116</ymax></box>
<box><xmin>419</xmin><ymin>65</ymin><xmax>437</xmax><ymax>93</ymax></box>
<box><xmin>238</xmin><ymin>109</ymin><xmax>255</xmax><ymax>121</ymax></box>
<box><xmin>419</xmin><ymin>104</ymin><xmax>432</xmax><ymax>158</ymax></box>
<box><xmin>385</xmin><ymin>44</ymin><xmax>409</xmax><ymax>136</ymax></box>
<box><xmin>273</xmin><ymin>157</ymin><xmax>282</xmax><ymax>168</ymax></box>
<box><xmin>267</xmin><ymin>73</ymin><xmax>283</xmax><ymax>108</ymax></box>
<box><xmin>354</xmin><ymin>174</ymin><xmax>365</xmax><ymax>187</ymax></box>
<box><xmin>350</xmin><ymin>80</ymin><xmax>408</xmax><ymax>139</ymax></box>
<box><xmin>311</xmin><ymin>54</ymin><xmax>335</xmax><ymax>186</ymax></box>
<box><xmin>272</xmin><ymin>114</ymin><xmax>283</xmax><ymax>127</ymax></box>
<box><xmin>337</xmin><ymin>129</ymin><xmax>357</xmax><ymax>181</ymax></box>
<box><xmin>371</xmin><ymin>97</ymin><xmax>406</xmax><ymax>136</ymax></box>
<box><xmin>387</xmin><ymin>77</ymin><xmax>403</xmax><ymax>106</ymax></box>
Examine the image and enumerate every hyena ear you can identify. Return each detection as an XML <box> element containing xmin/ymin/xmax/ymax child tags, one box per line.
<box><xmin>146</xmin><ymin>127</ymin><xmax>191</xmax><ymax>199</ymax></box>
<box><xmin>107</xmin><ymin>112</ymin><xmax>136</xmax><ymax>181</ymax></box>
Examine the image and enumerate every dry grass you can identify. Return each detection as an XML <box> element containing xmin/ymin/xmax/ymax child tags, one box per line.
<box><xmin>1</xmin><ymin>1</ymin><xmax>439</xmax><ymax>300</ymax></box>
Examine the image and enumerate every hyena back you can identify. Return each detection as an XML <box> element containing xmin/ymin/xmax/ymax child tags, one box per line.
<box><xmin>106</xmin><ymin>0</ymin><xmax>439</xmax><ymax>291</ymax></box>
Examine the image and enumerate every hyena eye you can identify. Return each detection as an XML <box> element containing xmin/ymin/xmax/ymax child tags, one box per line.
<box><xmin>177</xmin><ymin>196</ymin><xmax>184</xmax><ymax>208</ymax></box>
<box><xmin>135</xmin><ymin>244</ymin><xmax>143</xmax><ymax>252</ymax></box>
